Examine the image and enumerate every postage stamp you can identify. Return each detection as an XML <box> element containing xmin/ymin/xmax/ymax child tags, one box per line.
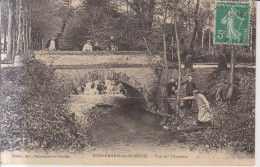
<box><xmin>215</xmin><ymin>1</ymin><xmax>250</xmax><ymax>45</ymax></box>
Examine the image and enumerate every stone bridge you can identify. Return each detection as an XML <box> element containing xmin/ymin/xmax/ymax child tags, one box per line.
<box><xmin>34</xmin><ymin>51</ymin><xmax>164</xmax><ymax>109</ymax></box>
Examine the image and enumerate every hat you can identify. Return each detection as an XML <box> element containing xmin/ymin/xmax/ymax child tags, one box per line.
<box><xmin>193</xmin><ymin>90</ymin><xmax>199</xmax><ymax>93</ymax></box>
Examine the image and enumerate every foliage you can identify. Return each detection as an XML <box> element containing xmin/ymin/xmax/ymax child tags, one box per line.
<box><xmin>1</xmin><ymin>59</ymin><xmax>92</xmax><ymax>151</ymax></box>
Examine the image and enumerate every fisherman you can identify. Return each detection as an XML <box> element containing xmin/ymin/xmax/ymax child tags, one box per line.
<box><xmin>181</xmin><ymin>90</ymin><xmax>213</xmax><ymax>126</ymax></box>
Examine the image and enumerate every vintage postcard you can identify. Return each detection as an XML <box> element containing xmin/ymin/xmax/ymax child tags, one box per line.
<box><xmin>0</xmin><ymin>0</ymin><xmax>256</xmax><ymax>166</ymax></box>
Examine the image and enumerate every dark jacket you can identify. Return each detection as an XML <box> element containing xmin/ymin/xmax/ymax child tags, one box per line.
<box><xmin>93</xmin><ymin>45</ymin><xmax>101</xmax><ymax>51</ymax></box>
<box><xmin>218</xmin><ymin>55</ymin><xmax>228</xmax><ymax>71</ymax></box>
<box><xmin>166</xmin><ymin>82</ymin><xmax>177</xmax><ymax>97</ymax></box>
<box><xmin>46</xmin><ymin>39</ymin><xmax>59</xmax><ymax>50</ymax></box>
<box><xmin>181</xmin><ymin>80</ymin><xmax>196</xmax><ymax>95</ymax></box>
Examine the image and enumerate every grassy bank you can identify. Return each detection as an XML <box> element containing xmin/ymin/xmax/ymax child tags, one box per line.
<box><xmin>168</xmin><ymin>68</ymin><xmax>255</xmax><ymax>154</ymax></box>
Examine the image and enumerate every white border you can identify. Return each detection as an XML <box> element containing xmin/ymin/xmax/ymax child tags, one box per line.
<box><xmin>255</xmin><ymin>1</ymin><xmax>260</xmax><ymax>167</ymax></box>
<box><xmin>1</xmin><ymin>1</ymin><xmax>259</xmax><ymax>167</ymax></box>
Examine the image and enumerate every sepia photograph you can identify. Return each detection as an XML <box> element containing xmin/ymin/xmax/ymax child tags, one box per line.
<box><xmin>0</xmin><ymin>0</ymin><xmax>257</xmax><ymax>166</ymax></box>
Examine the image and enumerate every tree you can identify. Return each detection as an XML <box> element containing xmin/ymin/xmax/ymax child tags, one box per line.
<box><xmin>124</xmin><ymin>0</ymin><xmax>156</xmax><ymax>30</ymax></box>
<box><xmin>6</xmin><ymin>0</ymin><xmax>16</xmax><ymax>60</ymax></box>
<box><xmin>189</xmin><ymin>0</ymin><xmax>200</xmax><ymax>55</ymax></box>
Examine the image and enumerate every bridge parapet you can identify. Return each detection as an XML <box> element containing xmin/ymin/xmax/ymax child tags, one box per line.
<box><xmin>34</xmin><ymin>51</ymin><xmax>162</xmax><ymax>68</ymax></box>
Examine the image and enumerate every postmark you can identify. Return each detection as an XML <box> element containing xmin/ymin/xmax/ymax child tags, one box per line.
<box><xmin>214</xmin><ymin>1</ymin><xmax>250</xmax><ymax>45</ymax></box>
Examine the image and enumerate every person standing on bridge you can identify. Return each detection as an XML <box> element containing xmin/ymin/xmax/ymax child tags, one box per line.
<box><xmin>184</xmin><ymin>55</ymin><xmax>194</xmax><ymax>74</ymax></box>
<box><xmin>82</xmin><ymin>40</ymin><xmax>93</xmax><ymax>52</ymax></box>
<box><xmin>109</xmin><ymin>36</ymin><xmax>118</xmax><ymax>52</ymax></box>
<box><xmin>46</xmin><ymin>36</ymin><xmax>59</xmax><ymax>51</ymax></box>
<box><xmin>181</xmin><ymin>74</ymin><xmax>197</xmax><ymax>112</ymax></box>
<box><xmin>93</xmin><ymin>41</ymin><xmax>101</xmax><ymax>51</ymax></box>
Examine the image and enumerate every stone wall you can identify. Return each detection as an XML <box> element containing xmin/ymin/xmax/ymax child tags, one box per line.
<box><xmin>35</xmin><ymin>52</ymin><xmax>163</xmax><ymax>112</ymax></box>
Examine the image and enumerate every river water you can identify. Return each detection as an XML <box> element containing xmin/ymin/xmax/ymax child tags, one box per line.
<box><xmin>70</xmin><ymin>94</ymin><xmax>188</xmax><ymax>153</ymax></box>
<box><xmin>67</xmin><ymin>94</ymin><xmax>255</xmax><ymax>166</ymax></box>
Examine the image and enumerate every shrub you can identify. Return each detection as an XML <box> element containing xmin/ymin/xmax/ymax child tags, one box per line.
<box><xmin>1</xmin><ymin>59</ymin><xmax>91</xmax><ymax>151</ymax></box>
<box><xmin>206</xmin><ymin>69</ymin><xmax>255</xmax><ymax>153</ymax></box>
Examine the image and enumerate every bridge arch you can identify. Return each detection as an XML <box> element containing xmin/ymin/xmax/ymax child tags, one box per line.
<box><xmin>55</xmin><ymin>69</ymin><xmax>151</xmax><ymax>96</ymax></box>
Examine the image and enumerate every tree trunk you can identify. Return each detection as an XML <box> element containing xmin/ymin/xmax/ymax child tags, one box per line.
<box><xmin>28</xmin><ymin>21</ymin><xmax>32</xmax><ymax>51</ymax></box>
<box><xmin>41</xmin><ymin>39</ymin><xmax>44</xmax><ymax>50</ymax></box>
<box><xmin>189</xmin><ymin>0</ymin><xmax>200</xmax><ymax>55</ymax></box>
<box><xmin>163</xmin><ymin>5</ymin><xmax>168</xmax><ymax>83</ymax></box>
<box><xmin>208</xmin><ymin>0</ymin><xmax>211</xmax><ymax>52</ymax></box>
<box><xmin>250</xmin><ymin>26</ymin><xmax>253</xmax><ymax>53</ymax></box>
<box><xmin>147</xmin><ymin>0</ymin><xmax>155</xmax><ymax>29</ymax></box>
<box><xmin>174</xmin><ymin>19</ymin><xmax>182</xmax><ymax>118</ymax></box>
<box><xmin>226</xmin><ymin>46</ymin><xmax>235</xmax><ymax>100</ymax></box>
<box><xmin>188</xmin><ymin>0</ymin><xmax>191</xmax><ymax>33</ymax></box>
<box><xmin>7</xmin><ymin>0</ymin><xmax>16</xmax><ymax>60</ymax></box>
<box><xmin>17</xmin><ymin>0</ymin><xmax>23</xmax><ymax>55</ymax></box>
<box><xmin>201</xmin><ymin>30</ymin><xmax>204</xmax><ymax>48</ymax></box>
<box><xmin>26</xmin><ymin>22</ymin><xmax>30</xmax><ymax>51</ymax></box>
<box><xmin>4</xmin><ymin>25</ymin><xmax>7</xmax><ymax>52</ymax></box>
<box><xmin>12</xmin><ymin>27</ymin><xmax>17</xmax><ymax>60</ymax></box>
<box><xmin>171</xmin><ymin>36</ymin><xmax>174</xmax><ymax>61</ymax></box>
<box><xmin>209</xmin><ymin>28</ymin><xmax>211</xmax><ymax>51</ymax></box>
<box><xmin>163</xmin><ymin>33</ymin><xmax>168</xmax><ymax>82</ymax></box>
<box><xmin>23</xmin><ymin>17</ymin><xmax>26</xmax><ymax>54</ymax></box>
<box><xmin>0</xmin><ymin>1</ymin><xmax>2</xmax><ymax>60</ymax></box>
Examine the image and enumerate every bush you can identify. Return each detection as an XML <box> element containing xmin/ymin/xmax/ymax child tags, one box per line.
<box><xmin>206</xmin><ymin>69</ymin><xmax>255</xmax><ymax>153</ymax></box>
<box><xmin>1</xmin><ymin>59</ymin><xmax>91</xmax><ymax>151</ymax></box>
<box><xmin>175</xmin><ymin>69</ymin><xmax>255</xmax><ymax>154</ymax></box>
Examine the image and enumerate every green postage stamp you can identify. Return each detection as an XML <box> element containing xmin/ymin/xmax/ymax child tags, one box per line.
<box><xmin>215</xmin><ymin>1</ymin><xmax>250</xmax><ymax>45</ymax></box>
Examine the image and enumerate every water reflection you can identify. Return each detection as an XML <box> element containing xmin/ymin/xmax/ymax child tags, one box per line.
<box><xmin>73</xmin><ymin>80</ymin><xmax>127</xmax><ymax>95</ymax></box>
